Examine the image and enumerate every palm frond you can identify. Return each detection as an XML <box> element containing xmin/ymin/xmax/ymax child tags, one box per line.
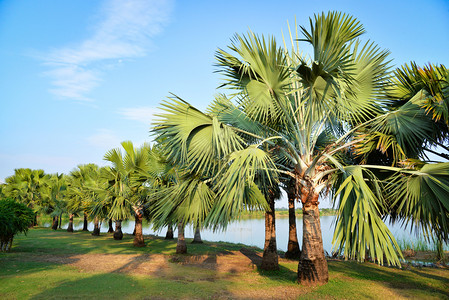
<box><xmin>332</xmin><ymin>166</ymin><xmax>402</xmax><ymax>266</ymax></box>
<box><xmin>387</xmin><ymin>162</ymin><xmax>449</xmax><ymax>242</ymax></box>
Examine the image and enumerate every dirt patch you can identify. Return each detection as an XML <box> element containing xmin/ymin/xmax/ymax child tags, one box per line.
<box><xmin>16</xmin><ymin>248</ymin><xmax>267</xmax><ymax>276</ymax></box>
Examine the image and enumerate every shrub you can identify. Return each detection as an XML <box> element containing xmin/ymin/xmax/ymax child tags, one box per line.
<box><xmin>0</xmin><ymin>198</ymin><xmax>34</xmax><ymax>252</ymax></box>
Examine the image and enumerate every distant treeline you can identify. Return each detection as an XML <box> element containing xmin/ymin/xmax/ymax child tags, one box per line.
<box><xmin>239</xmin><ymin>208</ymin><xmax>337</xmax><ymax>219</ymax></box>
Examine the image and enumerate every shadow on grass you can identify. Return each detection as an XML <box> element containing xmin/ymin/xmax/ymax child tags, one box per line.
<box><xmin>0</xmin><ymin>253</ymin><xmax>78</xmax><ymax>278</ymax></box>
<box><xmin>29</xmin><ymin>273</ymin><xmax>141</xmax><ymax>299</ymax></box>
<box><xmin>9</xmin><ymin>228</ymin><xmax>298</xmax><ymax>288</ymax></box>
<box><xmin>239</xmin><ymin>248</ymin><xmax>297</xmax><ymax>284</ymax></box>
<box><xmin>329</xmin><ymin>260</ymin><xmax>449</xmax><ymax>297</ymax></box>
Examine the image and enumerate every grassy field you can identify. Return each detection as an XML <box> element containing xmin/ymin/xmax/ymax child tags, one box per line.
<box><xmin>1</xmin><ymin>228</ymin><xmax>448</xmax><ymax>299</ymax></box>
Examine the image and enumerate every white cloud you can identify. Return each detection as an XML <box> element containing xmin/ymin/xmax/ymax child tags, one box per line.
<box><xmin>118</xmin><ymin>106</ymin><xmax>160</xmax><ymax>124</ymax></box>
<box><xmin>86</xmin><ymin>129</ymin><xmax>122</xmax><ymax>149</ymax></box>
<box><xmin>41</xmin><ymin>0</ymin><xmax>173</xmax><ymax>101</ymax></box>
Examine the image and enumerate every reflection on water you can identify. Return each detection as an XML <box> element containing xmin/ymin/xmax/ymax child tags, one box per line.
<box><xmin>45</xmin><ymin>215</ymin><xmax>445</xmax><ymax>253</ymax></box>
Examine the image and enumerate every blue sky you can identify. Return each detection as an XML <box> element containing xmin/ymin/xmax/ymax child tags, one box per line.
<box><xmin>1</xmin><ymin>0</ymin><xmax>449</xmax><ymax>206</ymax></box>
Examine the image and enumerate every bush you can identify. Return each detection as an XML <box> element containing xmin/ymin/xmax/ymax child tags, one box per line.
<box><xmin>0</xmin><ymin>198</ymin><xmax>34</xmax><ymax>252</ymax></box>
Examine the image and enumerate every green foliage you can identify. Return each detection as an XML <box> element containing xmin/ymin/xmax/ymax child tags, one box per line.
<box><xmin>2</xmin><ymin>168</ymin><xmax>50</xmax><ymax>212</ymax></box>
<box><xmin>332</xmin><ymin>166</ymin><xmax>402</xmax><ymax>265</ymax></box>
<box><xmin>387</xmin><ymin>163</ymin><xmax>449</xmax><ymax>242</ymax></box>
<box><xmin>0</xmin><ymin>198</ymin><xmax>34</xmax><ymax>252</ymax></box>
<box><xmin>98</xmin><ymin>141</ymin><xmax>154</xmax><ymax>222</ymax></box>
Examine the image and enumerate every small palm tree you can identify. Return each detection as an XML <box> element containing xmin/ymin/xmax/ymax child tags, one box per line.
<box><xmin>100</xmin><ymin>141</ymin><xmax>153</xmax><ymax>246</ymax></box>
<box><xmin>67</xmin><ymin>164</ymin><xmax>102</xmax><ymax>232</ymax></box>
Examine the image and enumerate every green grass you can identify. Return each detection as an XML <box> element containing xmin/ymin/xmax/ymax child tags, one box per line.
<box><xmin>398</xmin><ymin>237</ymin><xmax>449</xmax><ymax>252</ymax></box>
<box><xmin>398</xmin><ymin>237</ymin><xmax>433</xmax><ymax>252</ymax></box>
<box><xmin>1</xmin><ymin>228</ymin><xmax>448</xmax><ymax>299</ymax></box>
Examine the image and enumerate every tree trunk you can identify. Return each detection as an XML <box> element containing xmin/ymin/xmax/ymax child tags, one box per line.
<box><xmin>113</xmin><ymin>220</ymin><xmax>123</xmax><ymax>240</ymax></box>
<box><xmin>58</xmin><ymin>213</ymin><xmax>62</xmax><ymax>229</ymax></box>
<box><xmin>82</xmin><ymin>211</ymin><xmax>89</xmax><ymax>231</ymax></box>
<box><xmin>261</xmin><ymin>196</ymin><xmax>279</xmax><ymax>270</ymax></box>
<box><xmin>285</xmin><ymin>189</ymin><xmax>301</xmax><ymax>259</ymax></box>
<box><xmin>108</xmin><ymin>219</ymin><xmax>114</xmax><ymax>233</ymax></box>
<box><xmin>34</xmin><ymin>213</ymin><xmax>38</xmax><ymax>227</ymax></box>
<box><xmin>165</xmin><ymin>225</ymin><xmax>174</xmax><ymax>239</ymax></box>
<box><xmin>1</xmin><ymin>235</ymin><xmax>13</xmax><ymax>252</ymax></box>
<box><xmin>192</xmin><ymin>227</ymin><xmax>203</xmax><ymax>244</ymax></box>
<box><xmin>51</xmin><ymin>216</ymin><xmax>58</xmax><ymax>230</ymax></box>
<box><xmin>92</xmin><ymin>217</ymin><xmax>100</xmax><ymax>236</ymax></box>
<box><xmin>133</xmin><ymin>211</ymin><xmax>145</xmax><ymax>247</ymax></box>
<box><xmin>176</xmin><ymin>222</ymin><xmax>187</xmax><ymax>254</ymax></box>
<box><xmin>298</xmin><ymin>188</ymin><xmax>328</xmax><ymax>285</ymax></box>
<box><xmin>67</xmin><ymin>214</ymin><xmax>74</xmax><ymax>232</ymax></box>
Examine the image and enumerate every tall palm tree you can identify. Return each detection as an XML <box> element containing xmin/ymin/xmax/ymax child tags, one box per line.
<box><xmin>153</xmin><ymin>12</ymin><xmax>449</xmax><ymax>286</ymax></box>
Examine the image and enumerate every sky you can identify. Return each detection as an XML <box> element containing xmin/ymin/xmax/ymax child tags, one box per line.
<box><xmin>1</xmin><ymin>0</ymin><xmax>449</xmax><ymax>208</ymax></box>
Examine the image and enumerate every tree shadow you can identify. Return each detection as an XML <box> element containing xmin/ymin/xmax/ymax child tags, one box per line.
<box><xmin>30</xmin><ymin>273</ymin><xmax>141</xmax><ymax>299</ymax></box>
<box><xmin>0</xmin><ymin>252</ymin><xmax>80</xmax><ymax>277</ymax></box>
<box><xmin>239</xmin><ymin>248</ymin><xmax>298</xmax><ymax>283</ymax></box>
<box><xmin>329</xmin><ymin>260</ymin><xmax>449</xmax><ymax>297</ymax></box>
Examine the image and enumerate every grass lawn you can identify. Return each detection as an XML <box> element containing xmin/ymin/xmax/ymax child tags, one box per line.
<box><xmin>0</xmin><ymin>228</ymin><xmax>448</xmax><ymax>299</ymax></box>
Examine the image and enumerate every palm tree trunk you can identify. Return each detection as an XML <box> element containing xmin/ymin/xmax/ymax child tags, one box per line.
<box><xmin>285</xmin><ymin>189</ymin><xmax>300</xmax><ymax>259</ymax></box>
<box><xmin>191</xmin><ymin>227</ymin><xmax>203</xmax><ymax>244</ymax></box>
<box><xmin>165</xmin><ymin>225</ymin><xmax>174</xmax><ymax>239</ymax></box>
<box><xmin>298</xmin><ymin>187</ymin><xmax>328</xmax><ymax>285</ymax></box>
<box><xmin>82</xmin><ymin>211</ymin><xmax>89</xmax><ymax>231</ymax></box>
<box><xmin>58</xmin><ymin>213</ymin><xmax>62</xmax><ymax>229</ymax></box>
<box><xmin>108</xmin><ymin>219</ymin><xmax>114</xmax><ymax>233</ymax></box>
<box><xmin>133</xmin><ymin>211</ymin><xmax>145</xmax><ymax>247</ymax></box>
<box><xmin>176</xmin><ymin>222</ymin><xmax>187</xmax><ymax>254</ymax></box>
<box><xmin>261</xmin><ymin>195</ymin><xmax>279</xmax><ymax>270</ymax></box>
<box><xmin>51</xmin><ymin>216</ymin><xmax>58</xmax><ymax>230</ymax></box>
<box><xmin>92</xmin><ymin>217</ymin><xmax>100</xmax><ymax>236</ymax></box>
<box><xmin>113</xmin><ymin>220</ymin><xmax>123</xmax><ymax>240</ymax></box>
<box><xmin>67</xmin><ymin>214</ymin><xmax>74</xmax><ymax>232</ymax></box>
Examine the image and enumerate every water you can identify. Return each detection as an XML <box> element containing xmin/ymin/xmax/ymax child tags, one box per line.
<box><xmin>48</xmin><ymin>215</ymin><xmax>447</xmax><ymax>253</ymax></box>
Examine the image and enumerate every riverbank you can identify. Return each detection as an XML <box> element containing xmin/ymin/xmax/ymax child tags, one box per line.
<box><xmin>239</xmin><ymin>208</ymin><xmax>337</xmax><ymax>219</ymax></box>
<box><xmin>1</xmin><ymin>228</ymin><xmax>448</xmax><ymax>299</ymax></box>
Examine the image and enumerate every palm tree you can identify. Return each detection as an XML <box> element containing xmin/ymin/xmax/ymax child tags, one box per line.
<box><xmin>3</xmin><ymin>169</ymin><xmax>49</xmax><ymax>226</ymax></box>
<box><xmin>100</xmin><ymin>141</ymin><xmax>153</xmax><ymax>246</ymax></box>
<box><xmin>68</xmin><ymin>164</ymin><xmax>101</xmax><ymax>232</ymax></box>
<box><xmin>40</xmin><ymin>174</ymin><xmax>68</xmax><ymax>231</ymax></box>
<box><xmin>153</xmin><ymin>12</ymin><xmax>449</xmax><ymax>285</ymax></box>
<box><xmin>151</xmin><ymin>173</ymin><xmax>216</xmax><ymax>254</ymax></box>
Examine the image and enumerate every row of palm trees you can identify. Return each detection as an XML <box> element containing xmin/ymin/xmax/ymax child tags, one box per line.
<box><xmin>1</xmin><ymin>12</ymin><xmax>448</xmax><ymax>286</ymax></box>
<box><xmin>0</xmin><ymin>141</ymin><xmax>208</xmax><ymax>249</ymax></box>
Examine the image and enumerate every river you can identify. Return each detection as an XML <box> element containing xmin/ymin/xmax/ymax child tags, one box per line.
<box><xmin>55</xmin><ymin>215</ymin><xmax>447</xmax><ymax>253</ymax></box>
